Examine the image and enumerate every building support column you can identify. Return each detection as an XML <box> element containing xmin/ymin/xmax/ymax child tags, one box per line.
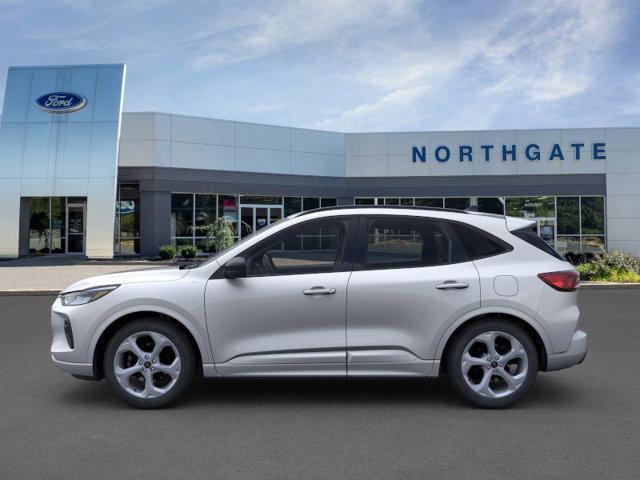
<box><xmin>139</xmin><ymin>189</ymin><xmax>171</xmax><ymax>257</ymax></box>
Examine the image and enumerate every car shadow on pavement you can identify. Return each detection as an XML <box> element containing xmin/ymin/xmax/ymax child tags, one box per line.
<box><xmin>55</xmin><ymin>375</ymin><xmax>578</xmax><ymax>411</ymax></box>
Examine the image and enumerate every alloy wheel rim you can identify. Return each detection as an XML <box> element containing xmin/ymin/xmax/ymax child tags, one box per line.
<box><xmin>113</xmin><ymin>331</ymin><xmax>181</xmax><ymax>398</ymax></box>
<box><xmin>461</xmin><ymin>331</ymin><xmax>528</xmax><ymax>399</ymax></box>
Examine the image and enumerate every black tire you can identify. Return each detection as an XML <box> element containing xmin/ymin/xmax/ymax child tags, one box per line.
<box><xmin>103</xmin><ymin>318</ymin><xmax>197</xmax><ymax>409</ymax></box>
<box><xmin>446</xmin><ymin>319</ymin><xmax>538</xmax><ymax>409</ymax></box>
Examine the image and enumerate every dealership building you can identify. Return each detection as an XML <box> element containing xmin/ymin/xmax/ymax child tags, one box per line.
<box><xmin>1</xmin><ymin>63</ymin><xmax>639</xmax><ymax>258</ymax></box>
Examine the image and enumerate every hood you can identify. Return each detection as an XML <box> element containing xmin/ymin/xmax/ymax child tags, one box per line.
<box><xmin>61</xmin><ymin>267</ymin><xmax>190</xmax><ymax>293</ymax></box>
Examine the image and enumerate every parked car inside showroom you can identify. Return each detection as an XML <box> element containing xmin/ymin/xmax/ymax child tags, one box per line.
<box><xmin>51</xmin><ymin>205</ymin><xmax>586</xmax><ymax>409</ymax></box>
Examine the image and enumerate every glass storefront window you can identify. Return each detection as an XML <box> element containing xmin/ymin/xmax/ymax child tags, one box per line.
<box><xmin>284</xmin><ymin>197</ymin><xmax>302</xmax><ymax>216</ymax></box>
<box><xmin>195</xmin><ymin>194</ymin><xmax>216</xmax><ymax>228</ymax></box>
<box><xmin>445</xmin><ymin>197</ymin><xmax>471</xmax><ymax>210</ymax></box>
<box><xmin>114</xmin><ymin>184</ymin><xmax>140</xmax><ymax>255</ymax></box>
<box><xmin>29</xmin><ymin>198</ymin><xmax>50</xmax><ymax>254</ymax></box>
<box><xmin>218</xmin><ymin>195</ymin><xmax>239</xmax><ymax>223</ymax></box>
<box><xmin>302</xmin><ymin>198</ymin><xmax>320</xmax><ymax>211</ymax></box>
<box><xmin>477</xmin><ymin>197</ymin><xmax>504</xmax><ymax>215</ymax></box>
<box><xmin>581</xmin><ymin>197</ymin><xmax>605</xmax><ymax>234</ymax></box>
<box><xmin>556</xmin><ymin>236</ymin><xmax>581</xmax><ymax>256</ymax></box>
<box><xmin>239</xmin><ymin>195</ymin><xmax>281</xmax><ymax>205</ymax></box>
<box><xmin>171</xmin><ymin>193</ymin><xmax>193</xmax><ymax>238</ymax></box>
<box><xmin>27</xmin><ymin>196</ymin><xmax>86</xmax><ymax>255</ymax></box>
<box><xmin>415</xmin><ymin>198</ymin><xmax>444</xmax><ymax>208</ymax></box>
<box><xmin>582</xmin><ymin>236</ymin><xmax>606</xmax><ymax>254</ymax></box>
<box><xmin>506</xmin><ymin>196</ymin><xmax>555</xmax><ymax>218</ymax></box>
<box><xmin>557</xmin><ymin>197</ymin><xmax>579</xmax><ymax>235</ymax></box>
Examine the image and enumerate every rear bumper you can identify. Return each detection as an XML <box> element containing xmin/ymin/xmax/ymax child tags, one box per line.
<box><xmin>545</xmin><ymin>330</ymin><xmax>587</xmax><ymax>371</ymax></box>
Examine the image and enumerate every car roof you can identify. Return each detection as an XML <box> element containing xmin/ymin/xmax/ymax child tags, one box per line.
<box><xmin>294</xmin><ymin>205</ymin><xmax>471</xmax><ymax>217</ymax></box>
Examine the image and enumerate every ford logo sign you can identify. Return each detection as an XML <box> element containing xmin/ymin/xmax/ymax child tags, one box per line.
<box><xmin>35</xmin><ymin>92</ymin><xmax>87</xmax><ymax>114</ymax></box>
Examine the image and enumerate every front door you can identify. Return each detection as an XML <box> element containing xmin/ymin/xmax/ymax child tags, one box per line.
<box><xmin>205</xmin><ymin>217</ymin><xmax>354</xmax><ymax>376</ymax></box>
<box><xmin>66</xmin><ymin>203</ymin><xmax>85</xmax><ymax>254</ymax></box>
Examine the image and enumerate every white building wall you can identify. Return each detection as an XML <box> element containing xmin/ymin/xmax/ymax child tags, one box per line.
<box><xmin>605</xmin><ymin>128</ymin><xmax>640</xmax><ymax>254</ymax></box>
<box><xmin>119</xmin><ymin>113</ymin><xmax>345</xmax><ymax>177</ymax></box>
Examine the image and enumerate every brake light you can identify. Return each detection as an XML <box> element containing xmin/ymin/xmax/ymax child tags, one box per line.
<box><xmin>537</xmin><ymin>271</ymin><xmax>579</xmax><ymax>292</ymax></box>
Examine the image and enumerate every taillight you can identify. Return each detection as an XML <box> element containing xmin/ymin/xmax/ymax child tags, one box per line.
<box><xmin>537</xmin><ymin>271</ymin><xmax>579</xmax><ymax>292</ymax></box>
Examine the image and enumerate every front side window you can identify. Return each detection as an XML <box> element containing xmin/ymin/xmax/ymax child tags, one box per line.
<box><xmin>365</xmin><ymin>217</ymin><xmax>451</xmax><ymax>269</ymax></box>
<box><xmin>245</xmin><ymin>219</ymin><xmax>349</xmax><ymax>276</ymax></box>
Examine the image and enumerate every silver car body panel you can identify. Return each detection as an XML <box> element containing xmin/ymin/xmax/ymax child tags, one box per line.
<box><xmin>51</xmin><ymin>207</ymin><xmax>586</xmax><ymax>379</ymax></box>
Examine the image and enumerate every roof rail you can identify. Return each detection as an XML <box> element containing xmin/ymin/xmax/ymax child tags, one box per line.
<box><xmin>293</xmin><ymin>204</ymin><xmax>471</xmax><ymax>217</ymax></box>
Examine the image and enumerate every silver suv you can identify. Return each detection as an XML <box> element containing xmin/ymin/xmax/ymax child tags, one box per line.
<box><xmin>51</xmin><ymin>206</ymin><xmax>586</xmax><ymax>409</ymax></box>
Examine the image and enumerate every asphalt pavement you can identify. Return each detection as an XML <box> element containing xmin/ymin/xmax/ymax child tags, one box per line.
<box><xmin>1</xmin><ymin>289</ymin><xmax>639</xmax><ymax>479</ymax></box>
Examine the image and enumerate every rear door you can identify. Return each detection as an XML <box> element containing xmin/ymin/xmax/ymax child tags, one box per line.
<box><xmin>346</xmin><ymin>215</ymin><xmax>481</xmax><ymax>376</ymax></box>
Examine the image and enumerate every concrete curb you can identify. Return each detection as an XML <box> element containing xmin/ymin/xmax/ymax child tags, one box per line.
<box><xmin>580</xmin><ymin>282</ymin><xmax>640</xmax><ymax>289</ymax></box>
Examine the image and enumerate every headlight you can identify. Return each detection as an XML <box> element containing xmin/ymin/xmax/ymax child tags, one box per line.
<box><xmin>60</xmin><ymin>285</ymin><xmax>119</xmax><ymax>306</ymax></box>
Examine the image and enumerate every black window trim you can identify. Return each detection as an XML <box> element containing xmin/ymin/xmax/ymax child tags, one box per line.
<box><xmin>352</xmin><ymin>214</ymin><xmax>513</xmax><ymax>272</ymax></box>
<box><xmin>353</xmin><ymin>214</ymin><xmax>454</xmax><ymax>272</ymax></box>
<box><xmin>213</xmin><ymin>216</ymin><xmax>358</xmax><ymax>278</ymax></box>
<box><xmin>443</xmin><ymin>218</ymin><xmax>514</xmax><ymax>262</ymax></box>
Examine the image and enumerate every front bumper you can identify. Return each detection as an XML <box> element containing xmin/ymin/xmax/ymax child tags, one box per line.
<box><xmin>51</xmin><ymin>355</ymin><xmax>95</xmax><ymax>377</ymax></box>
<box><xmin>545</xmin><ymin>330</ymin><xmax>587</xmax><ymax>371</ymax></box>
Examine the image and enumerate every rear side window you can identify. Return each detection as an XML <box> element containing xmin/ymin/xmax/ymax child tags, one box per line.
<box><xmin>365</xmin><ymin>217</ymin><xmax>451</xmax><ymax>269</ymax></box>
<box><xmin>447</xmin><ymin>221</ymin><xmax>512</xmax><ymax>261</ymax></box>
<box><xmin>512</xmin><ymin>225</ymin><xmax>565</xmax><ymax>261</ymax></box>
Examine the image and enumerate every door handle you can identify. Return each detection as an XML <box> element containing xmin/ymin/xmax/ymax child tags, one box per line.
<box><xmin>436</xmin><ymin>281</ymin><xmax>469</xmax><ymax>290</ymax></box>
<box><xmin>303</xmin><ymin>286</ymin><xmax>337</xmax><ymax>295</ymax></box>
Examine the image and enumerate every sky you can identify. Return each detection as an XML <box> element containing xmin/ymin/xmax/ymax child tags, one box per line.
<box><xmin>0</xmin><ymin>0</ymin><xmax>639</xmax><ymax>132</ymax></box>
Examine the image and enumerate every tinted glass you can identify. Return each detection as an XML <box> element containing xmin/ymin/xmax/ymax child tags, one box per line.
<box><xmin>365</xmin><ymin>217</ymin><xmax>450</xmax><ymax>269</ymax></box>
<box><xmin>284</xmin><ymin>197</ymin><xmax>302</xmax><ymax>216</ymax></box>
<box><xmin>415</xmin><ymin>198</ymin><xmax>443</xmax><ymax>208</ymax></box>
<box><xmin>581</xmin><ymin>197</ymin><xmax>604</xmax><ymax>234</ymax></box>
<box><xmin>512</xmin><ymin>226</ymin><xmax>564</xmax><ymax>261</ymax></box>
<box><xmin>303</xmin><ymin>198</ymin><xmax>320</xmax><ymax>211</ymax></box>
<box><xmin>445</xmin><ymin>198</ymin><xmax>470</xmax><ymax>210</ymax></box>
<box><xmin>246</xmin><ymin>219</ymin><xmax>347</xmax><ymax>276</ymax></box>
<box><xmin>557</xmin><ymin>197</ymin><xmax>579</xmax><ymax>234</ymax></box>
<box><xmin>448</xmin><ymin>222</ymin><xmax>511</xmax><ymax>261</ymax></box>
<box><xmin>477</xmin><ymin>198</ymin><xmax>504</xmax><ymax>215</ymax></box>
<box><xmin>171</xmin><ymin>194</ymin><xmax>193</xmax><ymax>237</ymax></box>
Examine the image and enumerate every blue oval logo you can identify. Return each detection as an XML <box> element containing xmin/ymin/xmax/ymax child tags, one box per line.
<box><xmin>35</xmin><ymin>92</ymin><xmax>87</xmax><ymax>114</ymax></box>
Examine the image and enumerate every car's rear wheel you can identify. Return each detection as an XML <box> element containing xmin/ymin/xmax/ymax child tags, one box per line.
<box><xmin>446</xmin><ymin>319</ymin><xmax>538</xmax><ymax>408</ymax></box>
<box><xmin>103</xmin><ymin>319</ymin><xmax>196</xmax><ymax>408</ymax></box>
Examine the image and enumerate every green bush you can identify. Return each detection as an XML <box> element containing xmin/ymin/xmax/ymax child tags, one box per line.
<box><xmin>181</xmin><ymin>245</ymin><xmax>198</xmax><ymax>259</ymax></box>
<box><xmin>159</xmin><ymin>245</ymin><xmax>177</xmax><ymax>260</ymax></box>
<box><xmin>575</xmin><ymin>250</ymin><xmax>640</xmax><ymax>282</ymax></box>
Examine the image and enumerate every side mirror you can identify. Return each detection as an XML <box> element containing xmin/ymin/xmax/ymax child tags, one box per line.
<box><xmin>223</xmin><ymin>257</ymin><xmax>247</xmax><ymax>278</ymax></box>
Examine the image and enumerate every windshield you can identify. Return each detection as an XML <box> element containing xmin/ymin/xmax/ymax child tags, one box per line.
<box><xmin>197</xmin><ymin>215</ymin><xmax>294</xmax><ymax>267</ymax></box>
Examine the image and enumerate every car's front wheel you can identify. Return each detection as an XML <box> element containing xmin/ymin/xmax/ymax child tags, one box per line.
<box><xmin>103</xmin><ymin>319</ymin><xmax>196</xmax><ymax>408</ymax></box>
<box><xmin>446</xmin><ymin>319</ymin><xmax>538</xmax><ymax>408</ymax></box>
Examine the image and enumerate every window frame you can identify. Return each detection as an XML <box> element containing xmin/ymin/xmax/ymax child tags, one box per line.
<box><xmin>353</xmin><ymin>215</ymin><xmax>456</xmax><ymax>271</ymax></box>
<box><xmin>231</xmin><ymin>216</ymin><xmax>358</xmax><ymax>278</ymax></box>
<box><xmin>352</xmin><ymin>215</ymin><xmax>513</xmax><ymax>271</ymax></box>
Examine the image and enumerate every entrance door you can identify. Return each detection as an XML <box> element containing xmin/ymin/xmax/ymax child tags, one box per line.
<box><xmin>66</xmin><ymin>203</ymin><xmax>86</xmax><ymax>254</ymax></box>
<box><xmin>239</xmin><ymin>204</ymin><xmax>284</xmax><ymax>239</ymax></box>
